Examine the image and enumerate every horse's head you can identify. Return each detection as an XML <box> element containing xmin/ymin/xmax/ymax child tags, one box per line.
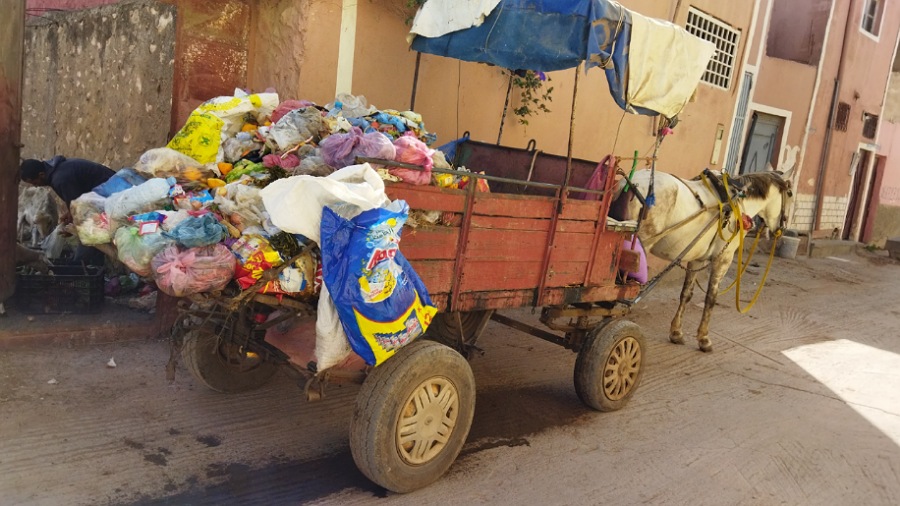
<box><xmin>737</xmin><ymin>168</ymin><xmax>794</xmax><ymax>235</ymax></box>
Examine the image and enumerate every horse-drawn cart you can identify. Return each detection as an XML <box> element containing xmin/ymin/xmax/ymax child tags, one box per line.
<box><xmin>173</xmin><ymin>0</ymin><xmax>724</xmax><ymax>493</ymax></box>
<box><xmin>174</xmin><ymin>139</ymin><xmax>646</xmax><ymax>492</ymax></box>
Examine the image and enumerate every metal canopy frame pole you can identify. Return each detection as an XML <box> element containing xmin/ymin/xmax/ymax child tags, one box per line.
<box><xmin>535</xmin><ymin>64</ymin><xmax>582</xmax><ymax>307</ymax></box>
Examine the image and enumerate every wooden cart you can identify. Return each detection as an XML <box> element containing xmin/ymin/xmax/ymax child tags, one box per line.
<box><xmin>174</xmin><ymin>139</ymin><xmax>646</xmax><ymax>493</ymax></box>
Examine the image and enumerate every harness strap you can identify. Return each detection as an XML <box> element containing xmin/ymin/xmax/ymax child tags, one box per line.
<box><xmin>674</xmin><ymin>175</ymin><xmax>705</xmax><ymax>209</ymax></box>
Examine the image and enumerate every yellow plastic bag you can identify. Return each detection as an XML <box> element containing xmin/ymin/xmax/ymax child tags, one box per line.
<box><xmin>166</xmin><ymin>112</ymin><xmax>223</xmax><ymax>164</ymax></box>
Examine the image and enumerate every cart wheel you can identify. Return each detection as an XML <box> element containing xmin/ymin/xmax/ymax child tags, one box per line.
<box><xmin>350</xmin><ymin>340</ymin><xmax>475</xmax><ymax>493</ymax></box>
<box><xmin>181</xmin><ymin>330</ymin><xmax>278</xmax><ymax>393</ymax></box>
<box><xmin>425</xmin><ymin>310</ymin><xmax>491</xmax><ymax>351</ymax></box>
<box><xmin>574</xmin><ymin>319</ymin><xmax>645</xmax><ymax>412</ymax></box>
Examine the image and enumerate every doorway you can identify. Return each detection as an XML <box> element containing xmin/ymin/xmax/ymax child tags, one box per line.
<box><xmin>740</xmin><ymin>112</ymin><xmax>784</xmax><ymax>174</ymax></box>
<box><xmin>843</xmin><ymin>148</ymin><xmax>876</xmax><ymax>241</ymax></box>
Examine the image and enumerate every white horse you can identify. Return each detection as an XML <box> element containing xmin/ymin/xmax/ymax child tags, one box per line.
<box><xmin>611</xmin><ymin>167</ymin><xmax>794</xmax><ymax>352</ymax></box>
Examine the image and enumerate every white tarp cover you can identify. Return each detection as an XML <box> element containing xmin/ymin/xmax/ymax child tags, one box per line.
<box><xmin>409</xmin><ymin>0</ymin><xmax>502</xmax><ymax>41</ymax></box>
<box><xmin>626</xmin><ymin>11</ymin><xmax>716</xmax><ymax>118</ymax></box>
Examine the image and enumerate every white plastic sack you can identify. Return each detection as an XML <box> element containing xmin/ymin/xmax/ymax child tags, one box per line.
<box><xmin>71</xmin><ymin>191</ymin><xmax>111</xmax><ymax>245</ymax></box>
<box><xmin>259</xmin><ymin>163</ymin><xmax>389</xmax><ymax>244</ymax></box>
<box><xmin>314</xmin><ymin>285</ymin><xmax>353</xmax><ymax>371</ymax></box>
<box><xmin>105</xmin><ymin>178</ymin><xmax>171</xmax><ymax>233</ymax></box>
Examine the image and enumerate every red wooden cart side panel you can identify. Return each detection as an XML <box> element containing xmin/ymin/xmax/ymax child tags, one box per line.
<box><xmin>588</xmin><ymin>231</ymin><xmax>624</xmax><ymax>285</ymax></box>
<box><xmin>454</xmin><ymin>283</ymin><xmax>640</xmax><ymax>311</ymax></box>
<box><xmin>400</xmin><ymin>227</ymin><xmax>459</xmax><ymax>260</ymax></box>
<box><xmin>430</xmin><ymin>294</ymin><xmax>449</xmax><ymax>311</ymax></box>
<box><xmin>560</xmin><ymin>199</ymin><xmax>602</xmax><ymax>221</ymax></box>
<box><xmin>550</xmin><ymin>231</ymin><xmax>596</xmax><ymax>263</ymax></box>
<box><xmin>459</xmin><ymin>260</ymin><xmax>544</xmax><ymax>292</ymax></box>
<box><xmin>473</xmin><ymin>194</ymin><xmax>555</xmax><ymax>219</ymax></box>
<box><xmin>465</xmin><ymin>229</ymin><xmax>549</xmax><ymax>261</ymax></box>
<box><xmin>546</xmin><ymin>261</ymin><xmax>591</xmax><ymax>286</ymax></box>
<box><xmin>557</xmin><ymin>220</ymin><xmax>597</xmax><ymax>234</ymax></box>
<box><xmin>470</xmin><ymin>215</ymin><xmax>550</xmax><ymax>232</ymax></box>
<box><xmin>408</xmin><ymin>259</ymin><xmax>454</xmax><ymax>295</ymax></box>
<box><xmin>386</xmin><ymin>184</ymin><xmax>466</xmax><ymax>213</ymax></box>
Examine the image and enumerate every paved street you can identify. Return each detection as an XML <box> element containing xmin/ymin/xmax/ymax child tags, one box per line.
<box><xmin>2</xmin><ymin>251</ymin><xmax>899</xmax><ymax>505</ymax></box>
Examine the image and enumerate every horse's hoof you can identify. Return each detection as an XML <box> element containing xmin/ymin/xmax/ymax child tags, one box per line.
<box><xmin>698</xmin><ymin>340</ymin><xmax>713</xmax><ymax>353</ymax></box>
<box><xmin>669</xmin><ymin>334</ymin><xmax>685</xmax><ymax>345</ymax></box>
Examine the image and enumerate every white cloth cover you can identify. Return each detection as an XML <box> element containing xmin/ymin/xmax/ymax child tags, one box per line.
<box><xmin>409</xmin><ymin>0</ymin><xmax>502</xmax><ymax>42</ymax></box>
<box><xmin>626</xmin><ymin>11</ymin><xmax>717</xmax><ymax>118</ymax></box>
<box><xmin>259</xmin><ymin>163</ymin><xmax>389</xmax><ymax>244</ymax></box>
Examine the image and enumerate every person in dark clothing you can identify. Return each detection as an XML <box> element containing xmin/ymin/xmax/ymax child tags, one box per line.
<box><xmin>20</xmin><ymin>156</ymin><xmax>115</xmax><ymax>208</ymax></box>
<box><xmin>20</xmin><ymin>156</ymin><xmax>116</xmax><ymax>266</ymax></box>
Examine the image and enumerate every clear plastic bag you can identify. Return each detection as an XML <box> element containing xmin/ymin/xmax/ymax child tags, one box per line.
<box><xmin>114</xmin><ymin>226</ymin><xmax>174</xmax><ymax>277</ymax></box>
<box><xmin>268</xmin><ymin>107</ymin><xmax>326</xmax><ymax>150</ymax></box>
<box><xmin>134</xmin><ymin>148</ymin><xmax>209</xmax><ymax>181</ymax></box>
<box><xmin>71</xmin><ymin>191</ymin><xmax>112</xmax><ymax>245</ymax></box>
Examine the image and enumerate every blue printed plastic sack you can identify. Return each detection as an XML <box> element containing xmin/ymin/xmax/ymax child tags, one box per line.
<box><xmin>93</xmin><ymin>168</ymin><xmax>148</xmax><ymax>197</ymax></box>
<box><xmin>320</xmin><ymin>200</ymin><xmax>437</xmax><ymax>366</ymax></box>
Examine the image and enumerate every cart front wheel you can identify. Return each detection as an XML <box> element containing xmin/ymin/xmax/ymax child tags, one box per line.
<box><xmin>181</xmin><ymin>330</ymin><xmax>278</xmax><ymax>393</ymax></box>
<box><xmin>574</xmin><ymin>319</ymin><xmax>645</xmax><ymax>412</ymax></box>
<box><xmin>350</xmin><ymin>340</ymin><xmax>475</xmax><ymax>493</ymax></box>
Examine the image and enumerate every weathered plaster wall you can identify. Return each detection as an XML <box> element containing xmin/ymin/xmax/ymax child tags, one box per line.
<box><xmin>21</xmin><ymin>0</ymin><xmax>175</xmax><ymax>169</ymax></box>
<box><xmin>248</xmin><ymin>0</ymin><xmax>310</xmax><ymax>100</ymax></box>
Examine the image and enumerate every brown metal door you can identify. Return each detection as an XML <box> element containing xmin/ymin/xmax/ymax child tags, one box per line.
<box><xmin>0</xmin><ymin>1</ymin><xmax>25</xmax><ymax>303</ymax></box>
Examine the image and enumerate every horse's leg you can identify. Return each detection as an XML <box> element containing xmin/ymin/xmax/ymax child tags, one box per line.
<box><xmin>695</xmin><ymin>250</ymin><xmax>735</xmax><ymax>352</ymax></box>
<box><xmin>669</xmin><ymin>262</ymin><xmax>699</xmax><ymax>345</ymax></box>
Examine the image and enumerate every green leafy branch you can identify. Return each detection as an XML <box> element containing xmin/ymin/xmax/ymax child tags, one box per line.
<box><xmin>511</xmin><ymin>70</ymin><xmax>553</xmax><ymax>126</ymax></box>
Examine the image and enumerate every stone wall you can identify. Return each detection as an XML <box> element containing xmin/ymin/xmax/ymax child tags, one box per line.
<box><xmin>21</xmin><ymin>0</ymin><xmax>176</xmax><ymax>170</ymax></box>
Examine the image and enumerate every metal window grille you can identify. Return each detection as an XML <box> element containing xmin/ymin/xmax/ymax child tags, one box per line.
<box><xmin>686</xmin><ymin>8</ymin><xmax>741</xmax><ymax>90</ymax></box>
<box><xmin>835</xmin><ymin>102</ymin><xmax>851</xmax><ymax>132</ymax></box>
<box><xmin>863</xmin><ymin>113</ymin><xmax>878</xmax><ymax>139</ymax></box>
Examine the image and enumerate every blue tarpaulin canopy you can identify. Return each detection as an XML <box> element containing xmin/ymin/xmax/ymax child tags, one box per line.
<box><xmin>410</xmin><ymin>0</ymin><xmax>696</xmax><ymax>117</ymax></box>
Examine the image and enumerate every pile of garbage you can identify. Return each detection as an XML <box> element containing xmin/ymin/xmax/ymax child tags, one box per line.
<box><xmin>70</xmin><ymin>90</ymin><xmax>484</xmax><ymax>369</ymax></box>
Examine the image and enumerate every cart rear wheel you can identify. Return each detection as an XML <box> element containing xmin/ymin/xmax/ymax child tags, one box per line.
<box><xmin>181</xmin><ymin>330</ymin><xmax>278</xmax><ymax>393</ymax></box>
<box><xmin>350</xmin><ymin>340</ymin><xmax>475</xmax><ymax>493</ymax></box>
<box><xmin>574</xmin><ymin>319</ymin><xmax>645</xmax><ymax>412</ymax></box>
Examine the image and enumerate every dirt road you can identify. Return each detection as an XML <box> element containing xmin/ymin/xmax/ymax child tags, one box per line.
<box><xmin>2</xmin><ymin>251</ymin><xmax>899</xmax><ymax>505</ymax></box>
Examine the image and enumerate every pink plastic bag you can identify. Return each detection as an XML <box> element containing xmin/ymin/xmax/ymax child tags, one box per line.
<box><xmin>263</xmin><ymin>153</ymin><xmax>301</xmax><ymax>169</ymax></box>
<box><xmin>151</xmin><ymin>244</ymin><xmax>236</xmax><ymax>297</ymax></box>
<box><xmin>389</xmin><ymin>133</ymin><xmax>434</xmax><ymax>185</ymax></box>
<box><xmin>621</xmin><ymin>235</ymin><xmax>648</xmax><ymax>284</ymax></box>
<box><xmin>320</xmin><ymin>127</ymin><xmax>396</xmax><ymax>169</ymax></box>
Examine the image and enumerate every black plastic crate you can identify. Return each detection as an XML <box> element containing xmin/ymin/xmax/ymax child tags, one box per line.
<box><xmin>16</xmin><ymin>265</ymin><xmax>105</xmax><ymax>314</ymax></box>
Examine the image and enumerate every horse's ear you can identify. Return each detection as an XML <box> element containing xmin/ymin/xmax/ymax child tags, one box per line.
<box><xmin>778</xmin><ymin>166</ymin><xmax>795</xmax><ymax>184</ymax></box>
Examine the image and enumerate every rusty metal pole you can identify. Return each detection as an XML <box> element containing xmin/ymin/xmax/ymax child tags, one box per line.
<box><xmin>0</xmin><ymin>0</ymin><xmax>26</xmax><ymax>307</ymax></box>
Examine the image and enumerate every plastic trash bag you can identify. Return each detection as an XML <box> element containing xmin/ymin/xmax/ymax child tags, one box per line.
<box><xmin>214</xmin><ymin>182</ymin><xmax>266</xmax><ymax>233</ymax></box>
<box><xmin>389</xmin><ymin>133</ymin><xmax>435</xmax><ymax>185</ymax></box>
<box><xmin>105</xmin><ymin>178</ymin><xmax>171</xmax><ymax>233</ymax></box>
<box><xmin>166</xmin><ymin>112</ymin><xmax>225</xmax><ymax>164</ymax></box>
<box><xmin>320</xmin><ymin>200</ymin><xmax>437</xmax><ymax>366</ymax></box>
<box><xmin>315</xmin><ymin>284</ymin><xmax>354</xmax><ymax>370</ymax></box>
<box><xmin>42</xmin><ymin>224</ymin><xmax>77</xmax><ymax>260</ymax></box>
<box><xmin>271</xmin><ymin>99</ymin><xmax>315</xmax><ymax>124</ymax></box>
<box><xmin>320</xmin><ymin>127</ymin><xmax>396</xmax><ymax>169</ymax></box>
<box><xmin>164</xmin><ymin>214</ymin><xmax>227</xmax><ymax>248</ymax></box>
<box><xmin>134</xmin><ymin>148</ymin><xmax>213</xmax><ymax>183</ymax></box>
<box><xmin>621</xmin><ymin>235</ymin><xmax>649</xmax><ymax>284</ymax></box>
<box><xmin>326</xmin><ymin>93</ymin><xmax>377</xmax><ymax>118</ymax></box>
<box><xmin>295</xmin><ymin>155</ymin><xmax>335</xmax><ymax>177</ymax></box>
<box><xmin>260</xmin><ymin>163</ymin><xmax>389</xmax><ymax>244</ymax></box>
<box><xmin>71</xmin><ymin>191</ymin><xmax>112</xmax><ymax>245</ymax></box>
<box><xmin>151</xmin><ymin>244</ymin><xmax>236</xmax><ymax>297</ymax></box>
<box><xmin>92</xmin><ymin>168</ymin><xmax>148</xmax><ymax>197</ymax></box>
<box><xmin>223</xmin><ymin>132</ymin><xmax>264</xmax><ymax>163</ymax></box>
<box><xmin>268</xmin><ymin>107</ymin><xmax>326</xmax><ymax>150</ymax></box>
<box><xmin>114</xmin><ymin>226</ymin><xmax>174</xmax><ymax>277</ymax></box>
